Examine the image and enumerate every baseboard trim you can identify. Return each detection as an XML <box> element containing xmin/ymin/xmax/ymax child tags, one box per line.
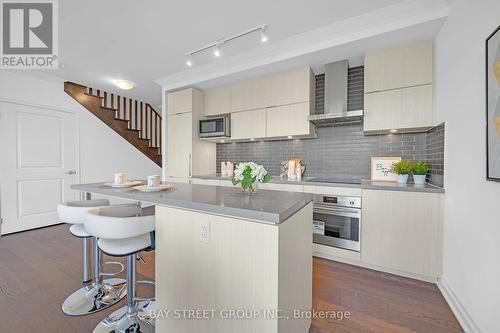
<box><xmin>437</xmin><ymin>277</ymin><xmax>481</xmax><ymax>333</ymax></box>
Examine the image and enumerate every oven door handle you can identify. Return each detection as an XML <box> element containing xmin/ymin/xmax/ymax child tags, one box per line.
<box><xmin>313</xmin><ymin>205</ymin><xmax>361</xmax><ymax>217</ymax></box>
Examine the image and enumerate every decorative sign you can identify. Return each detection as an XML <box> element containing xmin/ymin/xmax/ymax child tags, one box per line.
<box><xmin>371</xmin><ymin>157</ymin><xmax>401</xmax><ymax>182</ymax></box>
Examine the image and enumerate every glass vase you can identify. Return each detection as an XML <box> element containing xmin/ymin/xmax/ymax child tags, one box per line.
<box><xmin>242</xmin><ymin>181</ymin><xmax>258</xmax><ymax>193</ymax></box>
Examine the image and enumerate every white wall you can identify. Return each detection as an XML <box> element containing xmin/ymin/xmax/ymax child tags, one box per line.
<box><xmin>0</xmin><ymin>71</ymin><xmax>161</xmax><ymax>203</ymax></box>
<box><xmin>435</xmin><ymin>1</ymin><xmax>500</xmax><ymax>332</ymax></box>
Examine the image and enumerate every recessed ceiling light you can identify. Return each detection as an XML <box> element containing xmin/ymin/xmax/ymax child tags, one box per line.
<box><xmin>186</xmin><ymin>56</ymin><xmax>193</xmax><ymax>67</ymax></box>
<box><xmin>114</xmin><ymin>80</ymin><xmax>135</xmax><ymax>90</ymax></box>
<box><xmin>390</xmin><ymin>129</ymin><xmax>398</xmax><ymax>133</ymax></box>
<box><xmin>287</xmin><ymin>135</ymin><xmax>293</xmax><ymax>139</ymax></box>
<box><xmin>220</xmin><ymin>140</ymin><xmax>225</xmax><ymax>143</ymax></box>
<box><xmin>250</xmin><ymin>138</ymin><xmax>255</xmax><ymax>141</ymax></box>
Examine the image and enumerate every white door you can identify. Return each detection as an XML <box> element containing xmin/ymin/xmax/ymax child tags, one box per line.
<box><xmin>0</xmin><ymin>102</ymin><xmax>78</xmax><ymax>235</ymax></box>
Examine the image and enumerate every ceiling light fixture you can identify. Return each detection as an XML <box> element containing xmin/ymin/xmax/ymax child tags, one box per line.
<box><xmin>114</xmin><ymin>80</ymin><xmax>135</xmax><ymax>90</ymax></box>
<box><xmin>390</xmin><ymin>129</ymin><xmax>398</xmax><ymax>133</ymax></box>
<box><xmin>184</xmin><ymin>24</ymin><xmax>268</xmax><ymax>66</ymax></box>
<box><xmin>250</xmin><ymin>138</ymin><xmax>255</xmax><ymax>141</ymax></box>
<box><xmin>287</xmin><ymin>135</ymin><xmax>293</xmax><ymax>139</ymax></box>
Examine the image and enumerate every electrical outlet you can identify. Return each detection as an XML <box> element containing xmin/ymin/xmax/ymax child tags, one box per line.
<box><xmin>200</xmin><ymin>220</ymin><xmax>210</xmax><ymax>243</ymax></box>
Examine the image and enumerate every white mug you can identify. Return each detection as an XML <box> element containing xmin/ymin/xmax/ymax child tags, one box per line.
<box><xmin>147</xmin><ymin>175</ymin><xmax>161</xmax><ymax>187</ymax></box>
<box><xmin>114</xmin><ymin>173</ymin><xmax>127</xmax><ymax>185</ymax></box>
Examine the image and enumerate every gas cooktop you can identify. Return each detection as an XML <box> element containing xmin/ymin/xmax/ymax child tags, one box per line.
<box><xmin>305</xmin><ymin>177</ymin><xmax>362</xmax><ymax>185</ymax></box>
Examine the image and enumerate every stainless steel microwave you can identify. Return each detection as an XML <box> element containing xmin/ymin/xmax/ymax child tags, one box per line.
<box><xmin>199</xmin><ymin>117</ymin><xmax>231</xmax><ymax>138</ymax></box>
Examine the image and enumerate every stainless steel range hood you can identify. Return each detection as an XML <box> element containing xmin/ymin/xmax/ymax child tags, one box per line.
<box><xmin>308</xmin><ymin>60</ymin><xmax>363</xmax><ymax>126</ymax></box>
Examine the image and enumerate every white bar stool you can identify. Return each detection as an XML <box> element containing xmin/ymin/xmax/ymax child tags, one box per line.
<box><xmin>57</xmin><ymin>200</ymin><xmax>127</xmax><ymax>316</ymax></box>
<box><xmin>85</xmin><ymin>205</ymin><xmax>156</xmax><ymax>333</ymax></box>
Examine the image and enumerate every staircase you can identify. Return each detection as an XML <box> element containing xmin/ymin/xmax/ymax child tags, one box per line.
<box><xmin>64</xmin><ymin>81</ymin><xmax>162</xmax><ymax>166</ymax></box>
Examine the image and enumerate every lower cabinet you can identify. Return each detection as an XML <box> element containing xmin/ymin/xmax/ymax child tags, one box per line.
<box><xmin>191</xmin><ymin>178</ymin><xmax>220</xmax><ymax>186</ymax></box>
<box><xmin>361</xmin><ymin>190</ymin><xmax>442</xmax><ymax>279</ymax></box>
<box><xmin>259</xmin><ymin>182</ymin><xmax>304</xmax><ymax>192</ymax></box>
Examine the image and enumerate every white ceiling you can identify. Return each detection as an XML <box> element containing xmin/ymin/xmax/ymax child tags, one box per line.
<box><xmin>18</xmin><ymin>0</ymin><xmax>415</xmax><ymax>108</ymax></box>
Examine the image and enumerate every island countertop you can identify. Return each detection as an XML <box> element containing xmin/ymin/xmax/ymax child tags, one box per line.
<box><xmin>71</xmin><ymin>182</ymin><xmax>313</xmax><ymax>224</ymax></box>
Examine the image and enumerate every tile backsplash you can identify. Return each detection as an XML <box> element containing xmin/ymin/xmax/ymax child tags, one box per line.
<box><xmin>426</xmin><ymin>123</ymin><xmax>445</xmax><ymax>187</ymax></box>
<box><xmin>215</xmin><ymin>68</ymin><xmax>445</xmax><ymax>187</ymax></box>
<box><xmin>216</xmin><ymin>124</ymin><xmax>440</xmax><ymax>181</ymax></box>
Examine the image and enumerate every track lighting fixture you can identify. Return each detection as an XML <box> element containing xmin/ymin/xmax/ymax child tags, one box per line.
<box><xmin>185</xmin><ymin>24</ymin><xmax>268</xmax><ymax>67</ymax></box>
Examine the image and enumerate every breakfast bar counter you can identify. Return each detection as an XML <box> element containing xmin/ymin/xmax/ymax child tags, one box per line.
<box><xmin>71</xmin><ymin>181</ymin><xmax>314</xmax><ymax>333</ymax></box>
<box><xmin>71</xmin><ymin>182</ymin><xmax>313</xmax><ymax>224</ymax></box>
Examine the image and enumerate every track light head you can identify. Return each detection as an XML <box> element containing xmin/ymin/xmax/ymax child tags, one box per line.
<box><xmin>214</xmin><ymin>43</ymin><xmax>222</xmax><ymax>57</ymax></box>
<box><xmin>260</xmin><ymin>27</ymin><xmax>268</xmax><ymax>43</ymax></box>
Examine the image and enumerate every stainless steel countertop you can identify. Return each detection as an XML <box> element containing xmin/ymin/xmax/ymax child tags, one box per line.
<box><xmin>193</xmin><ymin>174</ymin><xmax>445</xmax><ymax>194</ymax></box>
<box><xmin>71</xmin><ymin>182</ymin><xmax>313</xmax><ymax>224</ymax></box>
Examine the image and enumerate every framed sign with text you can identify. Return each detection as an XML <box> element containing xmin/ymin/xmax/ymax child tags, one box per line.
<box><xmin>371</xmin><ymin>157</ymin><xmax>401</xmax><ymax>182</ymax></box>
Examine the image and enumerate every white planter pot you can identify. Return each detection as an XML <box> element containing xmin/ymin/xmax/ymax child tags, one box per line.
<box><xmin>413</xmin><ymin>174</ymin><xmax>427</xmax><ymax>185</ymax></box>
<box><xmin>397</xmin><ymin>174</ymin><xmax>409</xmax><ymax>184</ymax></box>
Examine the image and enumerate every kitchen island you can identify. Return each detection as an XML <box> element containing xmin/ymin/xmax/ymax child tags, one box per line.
<box><xmin>71</xmin><ymin>182</ymin><xmax>314</xmax><ymax>333</ymax></box>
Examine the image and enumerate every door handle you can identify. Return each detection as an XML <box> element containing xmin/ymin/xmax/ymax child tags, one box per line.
<box><xmin>188</xmin><ymin>154</ymin><xmax>192</xmax><ymax>177</ymax></box>
<box><xmin>67</xmin><ymin>170</ymin><xmax>77</xmax><ymax>175</ymax></box>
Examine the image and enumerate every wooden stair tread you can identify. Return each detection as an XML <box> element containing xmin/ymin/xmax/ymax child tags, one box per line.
<box><xmin>64</xmin><ymin>81</ymin><xmax>162</xmax><ymax>167</ymax></box>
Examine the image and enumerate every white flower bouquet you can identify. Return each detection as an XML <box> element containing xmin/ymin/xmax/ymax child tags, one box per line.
<box><xmin>232</xmin><ymin>162</ymin><xmax>272</xmax><ymax>192</ymax></box>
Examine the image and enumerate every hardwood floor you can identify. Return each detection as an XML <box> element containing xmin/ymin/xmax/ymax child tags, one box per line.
<box><xmin>0</xmin><ymin>224</ymin><xmax>462</xmax><ymax>333</ymax></box>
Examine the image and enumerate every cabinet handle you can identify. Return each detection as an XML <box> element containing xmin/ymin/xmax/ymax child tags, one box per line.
<box><xmin>188</xmin><ymin>154</ymin><xmax>192</xmax><ymax>177</ymax></box>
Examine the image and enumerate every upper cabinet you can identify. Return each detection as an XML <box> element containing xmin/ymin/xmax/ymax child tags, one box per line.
<box><xmin>364</xmin><ymin>40</ymin><xmax>435</xmax><ymax>133</ymax></box>
<box><xmin>266</xmin><ymin>102</ymin><xmax>313</xmax><ymax>138</ymax></box>
<box><xmin>364</xmin><ymin>85</ymin><xmax>433</xmax><ymax>132</ymax></box>
<box><xmin>204</xmin><ymin>85</ymin><xmax>232</xmax><ymax>116</ymax></box>
<box><xmin>204</xmin><ymin>66</ymin><xmax>314</xmax><ymax>114</ymax></box>
<box><xmin>231</xmin><ymin>108</ymin><xmax>267</xmax><ymax>140</ymax></box>
<box><xmin>364</xmin><ymin>40</ymin><xmax>433</xmax><ymax>93</ymax></box>
<box><xmin>167</xmin><ymin>88</ymin><xmax>195</xmax><ymax>115</ymax></box>
<box><xmin>204</xmin><ymin>66</ymin><xmax>315</xmax><ymax>140</ymax></box>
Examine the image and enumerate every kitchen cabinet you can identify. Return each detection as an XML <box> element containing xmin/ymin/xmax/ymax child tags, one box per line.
<box><xmin>258</xmin><ymin>182</ymin><xmax>304</xmax><ymax>192</ymax></box>
<box><xmin>230</xmin><ymin>108</ymin><xmax>266</xmax><ymax>140</ymax></box>
<box><xmin>166</xmin><ymin>88</ymin><xmax>216</xmax><ymax>180</ymax></box>
<box><xmin>167</xmin><ymin>88</ymin><xmax>195</xmax><ymax>115</ymax></box>
<box><xmin>204</xmin><ymin>85</ymin><xmax>231</xmax><ymax>116</ymax></box>
<box><xmin>263</xmin><ymin>67</ymin><xmax>313</xmax><ymax>108</ymax></box>
<box><xmin>230</xmin><ymin>80</ymin><xmax>253</xmax><ymax>113</ymax></box>
<box><xmin>363</xmin><ymin>40</ymin><xmax>434</xmax><ymax>133</ymax></box>
<box><xmin>192</xmin><ymin>178</ymin><xmax>221</xmax><ymax>186</ymax></box>
<box><xmin>211</xmin><ymin>66</ymin><xmax>313</xmax><ymax>114</ymax></box>
<box><xmin>364</xmin><ymin>40</ymin><xmax>433</xmax><ymax>93</ymax></box>
<box><xmin>266</xmin><ymin>102</ymin><xmax>313</xmax><ymax>138</ymax></box>
<box><xmin>364</xmin><ymin>85</ymin><xmax>433</xmax><ymax>132</ymax></box>
<box><xmin>303</xmin><ymin>185</ymin><xmax>361</xmax><ymax>197</ymax></box>
<box><xmin>361</xmin><ymin>190</ymin><xmax>442</xmax><ymax>279</ymax></box>
<box><xmin>203</xmin><ymin>66</ymin><xmax>315</xmax><ymax>140</ymax></box>
<box><xmin>167</xmin><ymin>112</ymin><xmax>192</xmax><ymax>178</ymax></box>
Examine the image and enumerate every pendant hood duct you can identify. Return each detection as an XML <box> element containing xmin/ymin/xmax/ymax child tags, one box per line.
<box><xmin>308</xmin><ymin>60</ymin><xmax>363</xmax><ymax>126</ymax></box>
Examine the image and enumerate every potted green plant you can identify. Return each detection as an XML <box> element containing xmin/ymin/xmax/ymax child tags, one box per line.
<box><xmin>232</xmin><ymin>162</ymin><xmax>272</xmax><ymax>193</ymax></box>
<box><xmin>412</xmin><ymin>161</ymin><xmax>429</xmax><ymax>185</ymax></box>
<box><xmin>390</xmin><ymin>160</ymin><xmax>413</xmax><ymax>184</ymax></box>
